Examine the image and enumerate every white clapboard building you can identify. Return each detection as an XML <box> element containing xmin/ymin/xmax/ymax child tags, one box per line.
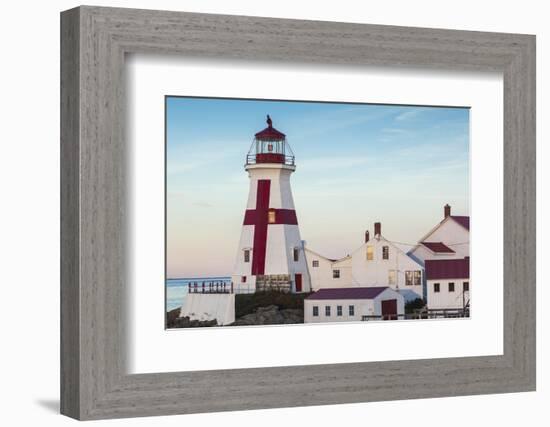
<box><xmin>305</xmin><ymin>222</ymin><xmax>424</xmax><ymax>302</ymax></box>
<box><xmin>304</xmin><ymin>287</ymin><xmax>405</xmax><ymax>323</ymax></box>
<box><xmin>425</xmin><ymin>258</ymin><xmax>470</xmax><ymax>310</ymax></box>
<box><xmin>408</xmin><ymin>204</ymin><xmax>470</xmax><ymax>310</ymax></box>
<box><xmin>231</xmin><ymin>116</ymin><xmax>311</xmax><ymax>294</ymax></box>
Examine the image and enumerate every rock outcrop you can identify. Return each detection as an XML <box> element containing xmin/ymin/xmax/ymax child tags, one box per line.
<box><xmin>230</xmin><ymin>305</ymin><xmax>303</xmax><ymax>326</ymax></box>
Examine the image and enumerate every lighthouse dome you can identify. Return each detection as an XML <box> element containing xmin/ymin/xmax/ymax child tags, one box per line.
<box><xmin>246</xmin><ymin>115</ymin><xmax>295</xmax><ymax>166</ymax></box>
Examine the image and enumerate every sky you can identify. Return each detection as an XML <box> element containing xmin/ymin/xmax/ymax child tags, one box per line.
<box><xmin>166</xmin><ymin>97</ymin><xmax>470</xmax><ymax>279</ymax></box>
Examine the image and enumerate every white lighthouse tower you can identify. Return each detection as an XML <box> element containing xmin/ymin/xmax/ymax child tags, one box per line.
<box><xmin>232</xmin><ymin>116</ymin><xmax>311</xmax><ymax>294</ymax></box>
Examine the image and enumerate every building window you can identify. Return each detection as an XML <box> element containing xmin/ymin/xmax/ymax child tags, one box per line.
<box><xmin>243</xmin><ymin>249</ymin><xmax>250</xmax><ymax>263</ymax></box>
<box><xmin>382</xmin><ymin>246</ymin><xmax>389</xmax><ymax>260</ymax></box>
<box><xmin>434</xmin><ymin>283</ymin><xmax>440</xmax><ymax>293</ymax></box>
<box><xmin>367</xmin><ymin>246</ymin><xmax>374</xmax><ymax>260</ymax></box>
<box><xmin>241</xmin><ymin>276</ymin><xmax>246</xmax><ymax>283</ymax></box>
<box><xmin>293</xmin><ymin>247</ymin><xmax>299</xmax><ymax>262</ymax></box>
<box><xmin>414</xmin><ymin>270</ymin><xmax>421</xmax><ymax>286</ymax></box>
<box><xmin>406</xmin><ymin>270</ymin><xmax>422</xmax><ymax>286</ymax></box>
<box><xmin>312</xmin><ymin>306</ymin><xmax>319</xmax><ymax>317</ymax></box>
<box><xmin>349</xmin><ymin>305</ymin><xmax>355</xmax><ymax>316</ymax></box>
<box><xmin>332</xmin><ymin>269</ymin><xmax>340</xmax><ymax>279</ymax></box>
<box><xmin>312</xmin><ymin>260</ymin><xmax>319</xmax><ymax>268</ymax></box>
<box><xmin>388</xmin><ymin>270</ymin><xmax>396</xmax><ymax>285</ymax></box>
<box><xmin>337</xmin><ymin>305</ymin><xmax>343</xmax><ymax>316</ymax></box>
<box><xmin>325</xmin><ymin>306</ymin><xmax>331</xmax><ymax>316</ymax></box>
<box><xmin>268</xmin><ymin>209</ymin><xmax>276</xmax><ymax>224</ymax></box>
<box><xmin>463</xmin><ymin>281</ymin><xmax>469</xmax><ymax>291</ymax></box>
<box><xmin>448</xmin><ymin>282</ymin><xmax>455</xmax><ymax>292</ymax></box>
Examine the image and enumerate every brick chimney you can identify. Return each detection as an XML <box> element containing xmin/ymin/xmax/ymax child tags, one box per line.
<box><xmin>374</xmin><ymin>222</ymin><xmax>381</xmax><ymax>236</ymax></box>
<box><xmin>444</xmin><ymin>204</ymin><xmax>451</xmax><ymax>218</ymax></box>
<box><xmin>365</xmin><ymin>230</ymin><xmax>370</xmax><ymax>243</ymax></box>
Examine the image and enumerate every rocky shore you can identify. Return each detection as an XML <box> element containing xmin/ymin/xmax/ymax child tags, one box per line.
<box><xmin>167</xmin><ymin>304</ymin><xmax>304</xmax><ymax>328</ymax></box>
<box><xmin>166</xmin><ymin>291</ymin><xmax>308</xmax><ymax>328</ymax></box>
<box><xmin>166</xmin><ymin>308</ymin><xmax>218</xmax><ymax>328</ymax></box>
<box><xmin>229</xmin><ymin>305</ymin><xmax>303</xmax><ymax>326</ymax></box>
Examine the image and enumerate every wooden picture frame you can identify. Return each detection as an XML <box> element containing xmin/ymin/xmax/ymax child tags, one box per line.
<box><xmin>60</xmin><ymin>6</ymin><xmax>536</xmax><ymax>420</ymax></box>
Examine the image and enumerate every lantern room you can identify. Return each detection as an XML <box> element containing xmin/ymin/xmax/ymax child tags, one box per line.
<box><xmin>246</xmin><ymin>115</ymin><xmax>295</xmax><ymax>166</ymax></box>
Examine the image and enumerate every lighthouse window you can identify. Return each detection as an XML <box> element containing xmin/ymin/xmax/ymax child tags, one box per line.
<box><xmin>268</xmin><ymin>209</ymin><xmax>276</xmax><ymax>224</ymax></box>
<box><xmin>293</xmin><ymin>247</ymin><xmax>299</xmax><ymax>262</ymax></box>
<box><xmin>332</xmin><ymin>269</ymin><xmax>340</xmax><ymax>279</ymax></box>
<box><xmin>382</xmin><ymin>246</ymin><xmax>389</xmax><ymax>260</ymax></box>
<box><xmin>312</xmin><ymin>260</ymin><xmax>319</xmax><ymax>268</ymax></box>
<box><xmin>366</xmin><ymin>246</ymin><xmax>374</xmax><ymax>260</ymax></box>
<box><xmin>243</xmin><ymin>250</ymin><xmax>250</xmax><ymax>263</ymax></box>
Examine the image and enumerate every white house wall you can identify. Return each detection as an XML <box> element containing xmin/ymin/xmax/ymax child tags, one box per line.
<box><xmin>350</xmin><ymin>237</ymin><xmax>423</xmax><ymax>299</ymax></box>
<box><xmin>427</xmin><ymin>278</ymin><xmax>470</xmax><ymax>310</ymax></box>
<box><xmin>412</xmin><ymin>218</ymin><xmax>470</xmax><ymax>263</ymax></box>
<box><xmin>304</xmin><ymin>288</ymin><xmax>404</xmax><ymax>323</ymax></box>
<box><xmin>372</xmin><ymin>288</ymin><xmax>405</xmax><ymax>317</ymax></box>
<box><xmin>304</xmin><ymin>249</ymin><xmax>352</xmax><ymax>290</ymax></box>
<box><xmin>304</xmin><ymin>298</ymin><xmax>374</xmax><ymax>323</ymax></box>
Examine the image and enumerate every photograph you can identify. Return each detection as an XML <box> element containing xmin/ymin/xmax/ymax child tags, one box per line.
<box><xmin>165</xmin><ymin>97</ymin><xmax>471</xmax><ymax>328</ymax></box>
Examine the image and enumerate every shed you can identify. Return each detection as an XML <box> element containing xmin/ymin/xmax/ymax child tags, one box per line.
<box><xmin>304</xmin><ymin>286</ymin><xmax>405</xmax><ymax>323</ymax></box>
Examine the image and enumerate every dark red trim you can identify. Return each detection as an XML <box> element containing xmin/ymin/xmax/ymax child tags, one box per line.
<box><xmin>250</xmin><ymin>180</ymin><xmax>270</xmax><ymax>275</ymax></box>
<box><xmin>256</xmin><ymin>153</ymin><xmax>285</xmax><ymax>164</ymax></box>
<box><xmin>243</xmin><ymin>208</ymin><xmax>298</xmax><ymax>225</ymax></box>
<box><xmin>295</xmin><ymin>274</ymin><xmax>302</xmax><ymax>292</ymax></box>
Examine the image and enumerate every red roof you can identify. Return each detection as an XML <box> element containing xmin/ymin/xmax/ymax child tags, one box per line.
<box><xmin>255</xmin><ymin>126</ymin><xmax>286</xmax><ymax>141</ymax></box>
<box><xmin>425</xmin><ymin>258</ymin><xmax>469</xmax><ymax>280</ymax></box>
<box><xmin>421</xmin><ymin>241</ymin><xmax>455</xmax><ymax>253</ymax></box>
<box><xmin>451</xmin><ymin>215</ymin><xmax>470</xmax><ymax>230</ymax></box>
<box><xmin>306</xmin><ymin>287</ymin><xmax>389</xmax><ymax>300</ymax></box>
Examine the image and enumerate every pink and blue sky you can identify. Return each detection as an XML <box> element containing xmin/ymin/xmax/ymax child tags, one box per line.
<box><xmin>166</xmin><ymin>97</ymin><xmax>469</xmax><ymax>279</ymax></box>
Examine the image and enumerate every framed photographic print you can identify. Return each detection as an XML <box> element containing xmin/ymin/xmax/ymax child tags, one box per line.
<box><xmin>61</xmin><ymin>6</ymin><xmax>536</xmax><ymax>420</ymax></box>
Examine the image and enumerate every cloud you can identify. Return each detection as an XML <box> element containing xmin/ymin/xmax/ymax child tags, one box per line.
<box><xmin>381</xmin><ymin>127</ymin><xmax>410</xmax><ymax>135</ymax></box>
<box><xmin>394</xmin><ymin>108</ymin><xmax>427</xmax><ymax>122</ymax></box>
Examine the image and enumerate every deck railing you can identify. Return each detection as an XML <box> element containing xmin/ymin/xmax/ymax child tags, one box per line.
<box><xmin>187</xmin><ymin>280</ymin><xmax>233</xmax><ymax>294</ymax></box>
<box><xmin>246</xmin><ymin>154</ymin><xmax>295</xmax><ymax>166</ymax></box>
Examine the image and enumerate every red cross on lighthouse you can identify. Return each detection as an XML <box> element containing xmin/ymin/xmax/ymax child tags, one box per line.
<box><xmin>243</xmin><ymin>180</ymin><xmax>298</xmax><ymax>275</ymax></box>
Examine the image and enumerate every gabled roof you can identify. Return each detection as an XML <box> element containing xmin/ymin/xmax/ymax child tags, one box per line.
<box><xmin>305</xmin><ymin>287</ymin><xmax>389</xmax><ymax>300</ymax></box>
<box><xmin>416</xmin><ymin>214</ymin><xmax>470</xmax><ymax>245</ymax></box>
<box><xmin>421</xmin><ymin>241</ymin><xmax>455</xmax><ymax>253</ymax></box>
<box><xmin>450</xmin><ymin>215</ymin><xmax>470</xmax><ymax>230</ymax></box>
<box><xmin>425</xmin><ymin>258</ymin><xmax>469</xmax><ymax>280</ymax></box>
<box><xmin>304</xmin><ymin>247</ymin><xmax>351</xmax><ymax>264</ymax></box>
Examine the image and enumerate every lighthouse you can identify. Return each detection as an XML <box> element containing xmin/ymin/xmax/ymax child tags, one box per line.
<box><xmin>232</xmin><ymin>116</ymin><xmax>311</xmax><ymax>294</ymax></box>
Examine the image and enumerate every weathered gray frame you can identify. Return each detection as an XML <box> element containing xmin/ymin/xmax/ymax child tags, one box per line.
<box><xmin>60</xmin><ymin>5</ymin><xmax>536</xmax><ymax>420</ymax></box>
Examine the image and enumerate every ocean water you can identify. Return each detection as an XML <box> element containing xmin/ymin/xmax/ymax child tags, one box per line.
<box><xmin>166</xmin><ymin>277</ymin><xmax>231</xmax><ymax>312</ymax></box>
